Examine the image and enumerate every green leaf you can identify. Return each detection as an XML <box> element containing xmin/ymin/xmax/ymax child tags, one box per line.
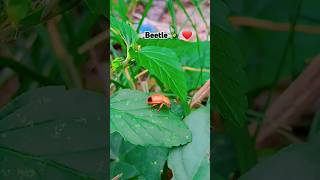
<box><xmin>110</xmin><ymin>132</ymin><xmax>168</xmax><ymax>180</ymax></box>
<box><xmin>6</xmin><ymin>0</ymin><xmax>31</xmax><ymax>24</ymax></box>
<box><xmin>1</xmin><ymin>0</ymin><xmax>81</xmax><ymax>40</ymax></box>
<box><xmin>133</xmin><ymin>46</ymin><xmax>188</xmax><ymax>112</ymax></box>
<box><xmin>0</xmin><ymin>86</ymin><xmax>106</xmax><ymax>179</ymax></box>
<box><xmin>0</xmin><ymin>147</ymin><xmax>95</xmax><ymax>179</ymax></box>
<box><xmin>168</xmin><ymin>107</ymin><xmax>210</xmax><ymax>180</ymax></box>
<box><xmin>191</xmin><ymin>0</ymin><xmax>209</xmax><ymax>34</ymax></box>
<box><xmin>84</xmin><ymin>0</ymin><xmax>107</xmax><ymax>17</ymax></box>
<box><xmin>110</xmin><ymin>89</ymin><xmax>191</xmax><ymax>147</ymax></box>
<box><xmin>212</xmin><ymin>0</ymin><xmax>234</xmax><ymax>34</ymax></box>
<box><xmin>212</xmin><ymin>4</ymin><xmax>257</xmax><ymax>174</ymax></box>
<box><xmin>138</xmin><ymin>39</ymin><xmax>210</xmax><ymax>91</ymax></box>
<box><xmin>117</xmin><ymin>0</ymin><xmax>128</xmax><ymax>21</ymax></box>
<box><xmin>240</xmin><ymin>139</ymin><xmax>320</xmax><ymax>180</ymax></box>
<box><xmin>136</xmin><ymin>0</ymin><xmax>153</xmax><ymax>33</ymax></box>
<box><xmin>213</xmin><ymin>25</ymin><xmax>249</xmax><ymax>126</ymax></box>
<box><xmin>167</xmin><ymin>0</ymin><xmax>177</xmax><ymax>35</ymax></box>
<box><xmin>110</xmin><ymin>16</ymin><xmax>138</xmax><ymax>47</ymax></box>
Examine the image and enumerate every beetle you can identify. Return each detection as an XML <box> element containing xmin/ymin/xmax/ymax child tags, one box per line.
<box><xmin>147</xmin><ymin>94</ymin><xmax>171</xmax><ymax>112</ymax></box>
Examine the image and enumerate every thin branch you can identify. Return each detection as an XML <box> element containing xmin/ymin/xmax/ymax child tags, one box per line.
<box><xmin>276</xmin><ymin>128</ymin><xmax>304</xmax><ymax>144</ymax></box>
<box><xmin>47</xmin><ymin>19</ymin><xmax>82</xmax><ymax>88</ymax></box>
<box><xmin>112</xmin><ymin>173</ymin><xmax>123</xmax><ymax>180</ymax></box>
<box><xmin>124</xmin><ymin>66</ymin><xmax>136</xmax><ymax>90</ymax></box>
<box><xmin>230</xmin><ymin>16</ymin><xmax>320</xmax><ymax>34</ymax></box>
<box><xmin>134</xmin><ymin>66</ymin><xmax>210</xmax><ymax>79</ymax></box>
<box><xmin>256</xmin><ymin>54</ymin><xmax>320</xmax><ymax>146</ymax></box>
<box><xmin>183</xmin><ymin>66</ymin><xmax>210</xmax><ymax>72</ymax></box>
<box><xmin>78</xmin><ymin>30</ymin><xmax>108</xmax><ymax>54</ymax></box>
<box><xmin>190</xmin><ymin>80</ymin><xmax>210</xmax><ymax>108</ymax></box>
<box><xmin>0</xmin><ymin>57</ymin><xmax>53</xmax><ymax>85</ymax></box>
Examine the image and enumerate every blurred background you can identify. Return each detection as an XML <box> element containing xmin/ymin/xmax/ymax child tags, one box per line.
<box><xmin>0</xmin><ymin>1</ymin><xmax>107</xmax><ymax>179</ymax></box>
<box><xmin>0</xmin><ymin>0</ymin><xmax>107</xmax><ymax>108</ymax></box>
<box><xmin>214</xmin><ymin>0</ymin><xmax>320</xmax><ymax>179</ymax></box>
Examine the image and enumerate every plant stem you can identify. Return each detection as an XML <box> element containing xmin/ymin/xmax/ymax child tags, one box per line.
<box><xmin>124</xmin><ymin>66</ymin><xmax>136</xmax><ymax>90</ymax></box>
<box><xmin>47</xmin><ymin>19</ymin><xmax>82</xmax><ymax>88</ymax></box>
<box><xmin>136</xmin><ymin>0</ymin><xmax>153</xmax><ymax>33</ymax></box>
<box><xmin>254</xmin><ymin>0</ymin><xmax>303</xmax><ymax>139</ymax></box>
<box><xmin>0</xmin><ymin>57</ymin><xmax>53</xmax><ymax>85</ymax></box>
<box><xmin>134</xmin><ymin>66</ymin><xmax>210</xmax><ymax>79</ymax></box>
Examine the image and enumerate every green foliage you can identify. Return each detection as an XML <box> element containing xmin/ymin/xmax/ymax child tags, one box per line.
<box><xmin>110</xmin><ymin>1</ymin><xmax>210</xmax><ymax>179</ymax></box>
<box><xmin>136</xmin><ymin>0</ymin><xmax>153</xmax><ymax>32</ymax></box>
<box><xmin>0</xmin><ymin>0</ymin><xmax>83</xmax><ymax>40</ymax></box>
<box><xmin>138</xmin><ymin>39</ymin><xmax>210</xmax><ymax>91</ymax></box>
<box><xmin>5</xmin><ymin>0</ymin><xmax>31</xmax><ymax>24</ymax></box>
<box><xmin>213</xmin><ymin>0</ymin><xmax>249</xmax><ymax>126</ymax></box>
<box><xmin>110</xmin><ymin>89</ymin><xmax>192</xmax><ymax>147</ymax></box>
<box><xmin>0</xmin><ymin>87</ymin><xmax>107</xmax><ymax>179</ymax></box>
<box><xmin>111</xmin><ymin>16</ymin><xmax>139</xmax><ymax>47</ymax></box>
<box><xmin>167</xmin><ymin>0</ymin><xmax>177</xmax><ymax>35</ymax></box>
<box><xmin>0</xmin><ymin>1</ymin><xmax>109</xmax><ymax>179</ymax></box>
<box><xmin>133</xmin><ymin>46</ymin><xmax>188</xmax><ymax>111</ymax></box>
<box><xmin>0</xmin><ymin>56</ymin><xmax>53</xmax><ymax>85</ymax></box>
<box><xmin>168</xmin><ymin>107</ymin><xmax>210</xmax><ymax>180</ymax></box>
<box><xmin>110</xmin><ymin>0</ymin><xmax>128</xmax><ymax>21</ymax></box>
<box><xmin>110</xmin><ymin>133</ymin><xmax>168</xmax><ymax>179</ymax></box>
<box><xmin>212</xmin><ymin>0</ymin><xmax>234</xmax><ymax>33</ymax></box>
<box><xmin>84</xmin><ymin>0</ymin><xmax>107</xmax><ymax>17</ymax></box>
<box><xmin>212</xmin><ymin>0</ymin><xmax>320</xmax><ymax>178</ymax></box>
<box><xmin>111</xmin><ymin>57</ymin><xmax>123</xmax><ymax>72</ymax></box>
<box><xmin>213</xmin><ymin>0</ymin><xmax>256</xmax><ymax>175</ymax></box>
<box><xmin>213</xmin><ymin>25</ymin><xmax>249</xmax><ymax>126</ymax></box>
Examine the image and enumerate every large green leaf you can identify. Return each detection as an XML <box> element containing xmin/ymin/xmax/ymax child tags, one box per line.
<box><xmin>110</xmin><ymin>16</ymin><xmax>138</xmax><ymax>47</ymax></box>
<box><xmin>110</xmin><ymin>132</ymin><xmax>168</xmax><ymax>180</ymax></box>
<box><xmin>1</xmin><ymin>0</ymin><xmax>81</xmax><ymax>40</ymax></box>
<box><xmin>240</xmin><ymin>136</ymin><xmax>320</xmax><ymax>180</ymax></box>
<box><xmin>213</xmin><ymin>1</ymin><xmax>256</xmax><ymax>174</ymax></box>
<box><xmin>85</xmin><ymin>0</ymin><xmax>107</xmax><ymax>17</ymax></box>
<box><xmin>138</xmin><ymin>39</ymin><xmax>210</xmax><ymax>91</ymax></box>
<box><xmin>110</xmin><ymin>89</ymin><xmax>191</xmax><ymax>147</ymax></box>
<box><xmin>213</xmin><ymin>25</ymin><xmax>249</xmax><ymax>126</ymax></box>
<box><xmin>0</xmin><ymin>147</ymin><xmax>95</xmax><ymax>179</ymax></box>
<box><xmin>0</xmin><ymin>86</ymin><xmax>106</xmax><ymax>179</ymax></box>
<box><xmin>168</xmin><ymin>107</ymin><xmax>210</xmax><ymax>180</ymax></box>
<box><xmin>5</xmin><ymin>0</ymin><xmax>31</xmax><ymax>24</ymax></box>
<box><xmin>133</xmin><ymin>46</ymin><xmax>188</xmax><ymax>111</ymax></box>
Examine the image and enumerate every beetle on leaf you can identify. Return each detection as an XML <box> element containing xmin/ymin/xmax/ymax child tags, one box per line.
<box><xmin>147</xmin><ymin>94</ymin><xmax>171</xmax><ymax>112</ymax></box>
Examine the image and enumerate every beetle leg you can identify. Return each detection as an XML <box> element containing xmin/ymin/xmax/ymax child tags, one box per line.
<box><xmin>152</xmin><ymin>104</ymin><xmax>158</xmax><ymax>107</ymax></box>
<box><xmin>157</xmin><ymin>103</ymin><xmax>164</xmax><ymax>112</ymax></box>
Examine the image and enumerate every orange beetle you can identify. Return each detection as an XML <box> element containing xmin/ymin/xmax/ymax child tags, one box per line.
<box><xmin>147</xmin><ymin>94</ymin><xmax>171</xmax><ymax>112</ymax></box>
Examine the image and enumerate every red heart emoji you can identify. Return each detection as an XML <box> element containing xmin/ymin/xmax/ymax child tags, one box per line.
<box><xmin>182</xmin><ymin>31</ymin><xmax>192</xmax><ymax>39</ymax></box>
